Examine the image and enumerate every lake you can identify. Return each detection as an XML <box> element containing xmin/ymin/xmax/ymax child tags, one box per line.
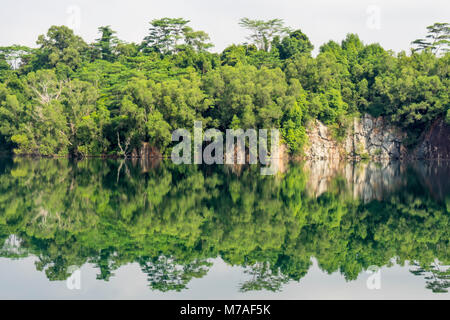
<box><xmin>0</xmin><ymin>157</ymin><xmax>448</xmax><ymax>299</ymax></box>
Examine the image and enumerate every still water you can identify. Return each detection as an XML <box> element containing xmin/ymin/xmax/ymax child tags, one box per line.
<box><xmin>0</xmin><ymin>158</ymin><xmax>448</xmax><ymax>299</ymax></box>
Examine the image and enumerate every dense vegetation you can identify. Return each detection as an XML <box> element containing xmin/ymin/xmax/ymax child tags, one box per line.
<box><xmin>0</xmin><ymin>19</ymin><xmax>449</xmax><ymax>157</ymax></box>
<box><xmin>0</xmin><ymin>159</ymin><xmax>448</xmax><ymax>293</ymax></box>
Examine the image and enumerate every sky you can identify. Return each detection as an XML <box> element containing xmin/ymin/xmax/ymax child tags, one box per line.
<box><xmin>0</xmin><ymin>0</ymin><xmax>449</xmax><ymax>55</ymax></box>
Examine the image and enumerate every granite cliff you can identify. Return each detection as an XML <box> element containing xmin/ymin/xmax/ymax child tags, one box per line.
<box><xmin>303</xmin><ymin>114</ymin><xmax>449</xmax><ymax>160</ymax></box>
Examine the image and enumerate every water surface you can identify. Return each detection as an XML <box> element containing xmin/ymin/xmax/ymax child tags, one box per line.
<box><xmin>0</xmin><ymin>158</ymin><xmax>448</xmax><ymax>299</ymax></box>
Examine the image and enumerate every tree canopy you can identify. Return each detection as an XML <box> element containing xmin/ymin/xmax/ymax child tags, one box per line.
<box><xmin>0</xmin><ymin>18</ymin><xmax>448</xmax><ymax>157</ymax></box>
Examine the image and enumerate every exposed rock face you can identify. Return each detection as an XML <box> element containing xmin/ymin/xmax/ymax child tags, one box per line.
<box><xmin>413</xmin><ymin>118</ymin><xmax>450</xmax><ymax>160</ymax></box>
<box><xmin>304</xmin><ymin>114</ymin><xmax>407</xmax><ymax>160</ymax></box>
<box><xmin>131</xmin><ymin>142</ymin><xmax>162</xmax><ymax>159</ymax></box>
<box><xmin>304</xmin><ymin>120</ymin><xmax>342</xmax><ymax>160</ymax></box>
<box><xmin>132</xmin><ymin>115</ymin><xmax>449</xmax><ymax>161</ymax></box>
<box><xmin>351</xmin><ymin>115</ymin><xmax>407</xmax><ymax>160</ymax></box>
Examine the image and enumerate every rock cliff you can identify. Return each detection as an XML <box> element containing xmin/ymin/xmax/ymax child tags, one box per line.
<box><xmin>131</xmin><ymin>142</ymin><xmax>162</xmax><ymax>159</ymax></box>
<box><xmin>413</xmin><ymin>118</ymin><xmax>450</xmax><ymax>160</ymax></box>
<box><xmin>304</xmin><ymin>114</ymin><xmax>408</xmax><ymax>160</ymax></box>
<box><xmin>130</xmin><ymin>115</ymin><xmax>449</xmax><ymax>161</ymax></box>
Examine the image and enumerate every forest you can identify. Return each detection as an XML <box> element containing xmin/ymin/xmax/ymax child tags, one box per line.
<box><xmin>0</xmin><ymin>19</ymin><xmax>449</xmax><ymax>157</ymax></box>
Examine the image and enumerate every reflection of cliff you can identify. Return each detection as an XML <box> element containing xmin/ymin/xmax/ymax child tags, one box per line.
<box><xmin>410</xmin><ymin>161</ymin><xmax>450</xmax><ymax>202</ymax></box>
<box><xmin>304</xmin><ymin>160</ymin><xmax>406</xmax><ymax>202</ymax></box>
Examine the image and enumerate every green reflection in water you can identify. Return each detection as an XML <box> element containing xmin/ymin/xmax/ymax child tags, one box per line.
<box><xmin>0</xmin><ymin>158</ymin><xmax>448</xmax><ymax>293</ymax></box>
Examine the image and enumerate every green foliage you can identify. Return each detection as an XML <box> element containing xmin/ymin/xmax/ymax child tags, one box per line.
<box><xmin>202</xmin><ymin>64</ymin><xmax>288</xmax><ymax>129</ymax></box>
<box><xmin>281</xmin><ymin>88</ymin><xmax>308</xmax><ymax>154</ymax></box>
<box><xmin>239</xmin><ymin>18</ymin><xmax>290</xmax><ymax>52</ymax></box>
<box><xmin>276</xmin><ymin>29</ymin><xmax>314</xmax><ymax>59</ymax></box>
<box><xmin>141</xmin><ymin>18</ymin><xmax>212</xmax><ymax>55</ymax></box>
<box><xmin>93</xmin><ymin>26</ymin><xmax>119</xmax><ymax>62</ymax></box>
<box><xmin>412</xmin><ymin>22</ymin><xmax>450</xmax><ymax>55</ymax></box>
<box><xmin>35</xmin><ymin>26</ymin><xmax>88</xmax><ymax>71</ymax></box>
<box><xmin>371</xmin><ymin>51</ymin><xmax>449</xmax><ymax>144</ymax></box>
<box><xmin>0</xmin><ymin>21</ymin><xmax>448</xmax><ymax>156</ymax></box>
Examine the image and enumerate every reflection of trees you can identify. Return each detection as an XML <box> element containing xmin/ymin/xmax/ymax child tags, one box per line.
<box><xmin>0</xmin><ymin>158</ymin><xmax>448</xmax><ymax>293</ymax></box>
<box><xmin>0</xmin><ymin>234</ymin><xmax>28</xmax><ymax>258</ymax></box>
<box><xmin>139</xmin><ymin>256</ymin><xmax>212</xmax><ymax>292</ymax></box>
<box><xmin>410</xmin><ymin>262</ymin><xmax>450</xmax><ymax>293</ymax></box>
<box><xmin>240</xmin><ymin>261</ymin><xmax>289</xmax><ymax>292</ymax></box>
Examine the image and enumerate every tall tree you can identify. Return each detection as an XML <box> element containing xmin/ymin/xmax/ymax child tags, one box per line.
<box><xmin>0</xmin><ymin>46</ymin><xmax>34</xmax><ymax>70</ymax></box>
<box><xmin>412</xmin><ymin>22</ymin><xmax>450</xmax><ymax>55</ymax></box>
<box><xmin>239</xmin><ymin>18</ymin><xmax>290</xmax><ymax>52</ymax></box>
<box><xmin>276</xmin><ymin>29</ymin><xmax>314</xmax><ymax>59</ymax></box>
<box><xmin>36</xmin><ymin>25</ymin><xmax>88</xmax><ymax>70</ymax></box>
<box><xmin>94</xmin><ymin>26</ymin><xmax>119</xmax><ymax>62</ymax></box>
<box><xmin>141</xmin><ymin>18</ymin><xmax>190</xmax><ymax>54</ymax></box>
<box><xmin>183</xmin><ymin>27</ymin><xmax>213</xmax><ymax>52</ymax></box>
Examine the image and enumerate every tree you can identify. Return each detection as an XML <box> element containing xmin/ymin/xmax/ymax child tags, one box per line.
<box><xmin>202</xmin><ymin>64</ymin><xmax>287</xmax><ymax>129</ymax></box>
<box><xmin>276</xmin><ymin>29</ymin><xmax>314</xmax><ymax>59</ymax></box>
<box><xmin>141</xmin><ymin>18</ymin><xmax>213</xmax><ymax>55</ymax></box>
<box><xmin>10</xmin><ymin>70</ymin><xmax>71</xmax><ymax>155</ymax></box>
<box><xmin>94</xmin><ymin>26</ymin><xmax>119</xmax><ymax>62</ymax></box>
<box><xmin>239</xmin><ymin>18</ymin><xmax>290</xmax><ymax>52</ymax></box>
<box><xmin>35</xmin><ymin>26</ymin><xmax>88</xmax><ymax>70</ymax></box>
<box><xmin>142</xmin><ymin>18</ymin><xmax>190</xmax><ymax>54</ymax></box>
<box><xmin>412</xmin><ymin>22</ymin><xmax>450</xmax><ymax>55</ymax></box>
<box><xmin>0</xmin><ymin>86</ymin><xmax>23</xmax><ymax>151</ymax></box>
<box><xmin>220</xmin><ymin>45</ymin><xmax>248</xmax><ymax>66</ymax></box>
<box><xmin>182</xmin><ymin>28</ymin><xmax>213</xmax><ymax>52</ymax></box>
<box><xmin>371</xmin><ymin>51</ymin><xmax>448</xmax><ymax>145</ymax></box>
<box><xmin>0</xmin><ymin>52</ymin><xmax>9</xmax><ymax>73</ymax></box>
<box><xmin>61</xmin><ymin>79</ymin><xmax>109</xmax><ymax>156</ymax></box>
<box><xmin>0</xmin><ymin>45</ymin><xmax>34</xmax><ymax>70</ymax></box>
<box><xmin>281</xmin><ymin>81</ymin><xmax>308</xmax><ymax>154</ymax></box>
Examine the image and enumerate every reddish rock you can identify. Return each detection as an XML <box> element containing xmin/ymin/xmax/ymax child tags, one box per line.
<box><xmin>414</xmin><ymin>118</ymin><xmax>450</xmax><ymax>160</ymax></box>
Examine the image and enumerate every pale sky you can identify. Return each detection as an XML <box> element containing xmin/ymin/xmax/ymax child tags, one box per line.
<box><xmin>0</xmin><ymin>0</ymin><xmax>449</xmax><ymax>54</ymax></box>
